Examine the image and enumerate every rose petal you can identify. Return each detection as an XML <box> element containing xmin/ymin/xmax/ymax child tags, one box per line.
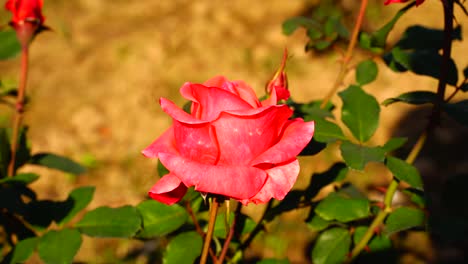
<box><xmin>160</xmin><ymin>98</ymin><xmax>207</xmax><ymax>125</ymax></box>
<box><xmin>159</xmin><ymin>153</ymin><xmax>267</xmax><ymax>200</ymax></box>
<box><xmin>180</xmin><ymin>83</ymin><xmax>255</xmax><ymax>120</ymax></box>
<box><xmin>247</xmin><ymin>159</ymin><xmax>300</xmax><ymax>204</ymax></box>
<box><xmin>203</xmin><ymin>76</ymin><xmax>261</xmax><ymax>108</ymax></box>
<box><xmin>142</xmin><ymin>127</ymin><xmax>179</xmax><ymax>158</ymax></box>
<box><xmin>212</xmin><ymin>105</ymin><xmax>292</xmax><ymax>164</ymax></box>
<box><xmin>148</xmin><ymin>173</ymin><xmax>188</xmax><ymax>205</ymax></box>
<box><xmin>252</xmin><ymin>119</ymin><xmax>314</xmax><ymax>165</ymax></box>
<box><xmin>172</xmin><ymin>120</ymin><xmax>219</xmax><ymax>164</ymax></box>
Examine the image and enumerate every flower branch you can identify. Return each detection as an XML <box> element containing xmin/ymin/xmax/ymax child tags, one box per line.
<box><xmin>349</xmin><ymin>0</ymin><xmax>455</xmax><ymax>260</ymax></box>
<box><xmin>320</xmin><ymin>0</ymin><xmax>369</xmax><ymax>109</ymax></box>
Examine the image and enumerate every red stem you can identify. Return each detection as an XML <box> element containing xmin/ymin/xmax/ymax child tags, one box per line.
<box><xmin>217</xmin><ymin>204</ymin><xmax>241</xmax><ymax>264</ymax></box>
<box><xmin>7</xmin><ymin>46</ymin><xmax>29</xmax><ymax>177</ymax></box>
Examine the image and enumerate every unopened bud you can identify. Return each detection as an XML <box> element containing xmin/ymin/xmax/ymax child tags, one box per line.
<box><xmin>266</xmin><ymin>48</ymin><xmax>290</xmax><ymax>101</ymax></box>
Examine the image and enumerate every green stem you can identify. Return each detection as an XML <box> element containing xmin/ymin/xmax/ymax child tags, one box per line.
<box><xmin>7</xmin><ymin>46</ymin><xmax>29</xmax><ymax>177</ymax></box>
<box><xmin>320</xmin><ymin>0</ymin><xmax>368</xmax><ymax>109</ymax></box>
<box><xmin>200</xmin><ymin>196</ymin><xmax>220</xmax><ymax>264</ymax></box>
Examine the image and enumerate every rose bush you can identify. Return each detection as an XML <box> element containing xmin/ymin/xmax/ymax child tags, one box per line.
<box><xmin>143</xmin><ymin>76</ymin><xmax>314</xmax><ymax>205</ymax></box>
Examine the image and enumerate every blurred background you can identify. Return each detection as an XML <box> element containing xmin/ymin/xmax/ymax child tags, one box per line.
<box><xmin>1</xmin><ymin>0</ymin><xmax>467</xmax><ymax>263</ymax></box>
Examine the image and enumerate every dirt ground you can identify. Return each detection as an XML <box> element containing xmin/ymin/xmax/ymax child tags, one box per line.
<box><xmin>1</xmin><ymin>0</ymin><xmax>468</xmax><ymax>263</ymax></box>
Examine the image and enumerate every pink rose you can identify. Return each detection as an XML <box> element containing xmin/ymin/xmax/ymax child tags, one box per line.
<box><xmin>384</xmin><ymin>0</ymin><xmax>425</xmax><ymax>6</ymax></box>
<box><xmin>143</xmin><ymin>76</ymin><xmax>314</xmax><ymax>205</ymax></box>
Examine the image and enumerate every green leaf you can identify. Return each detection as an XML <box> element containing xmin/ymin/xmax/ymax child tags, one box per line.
<box><xmin>0</xmin><ymin>29</ymin><xmax>21</xmax><ymax>60</ymax></box>
<box><xmin>386</xmin><ymin>157</ymin><xmax>423</xmax><ymax>190</ymax></box>
<box><xmin>213</xmin><ymin>212</ymin><xmax>255</xmax><ymax>239</ymax></box>
<box><xmin>57</xmin><ymin>186</ymin><xmax>95</xmax><ymax>226</ymax></box>
<box><xmin>363</xmin><ymin>2</ymin><xmax>414</xmax><ymax>50</ymax></box>
<box><xmin>307</xmin><ymin>213</ymin><xmax>331</xmax><ymax>232</ymax></box>
<box><xmin>157</xmin><ymin>160</ymin><xmax>170</xmax><ymax>177</ymax></box>
<box><xmin>37</xmin><ymin>229</ymin><xmax>82</xmax><ymax>264</ymax></box>
<box><xmin>403</xmin><ymin>188</ymin><xmax>426</xmax><ymax>208</ymax></box>
<box><xmin>382</xmin><ymin>91</ymin><xmax>437</xmax><ymax>106</ymax></box>
<box><xmin>290</xmin><ymin>99</ymin><xmax>334</xmax><ymax>119</ymax></box>
<box><xmin>443</xmin><ymin>100</ymin><xmax>468</xmax><ymax>126</ymax></box>
<box><xmin>282</xmin><ymin>17</ymin><xmax>321</xmax><ymax>36</ymax></box>
<box><xmin>386</xmin><ymin>48</ymin><xmax>458</xmax><ymax>86</ymax></box>
<box><xmin>136</xmin><ymin>200</ymin><xmax>188</xmax><ymax>238</ymax></box>
<box><xmin>311</xmin><ymin>227</ymin><xmax>351</xmax><ymax>264</ymax></box>
<box><xmin>340</xmin><ymin>141</ymin><xmax>385</xmax><ymax>170</ymax></box>
<box><xmin>76</xmin><ymin>206</ymin><xmax>142</xmax><ymax>237</ymax></box>
<box><xmin>163</xmin><ymin>231</ymin><xmax>202</xmax><ymax>264</ymax></box>
<box><xmin>315</xmin><ymin>193</ymin><xmax>370</xmax><ymax>223</ymax></box>
<box><xmin>356</xmin><ymin>60</ymin><xmax>378</xmax><ymax>85</ymax></box>
<box><xmin>22</xmin><ymin>187</ymin><xmax>95</xmax><ymax>230</ymax></box>
<box><xmin>0</xmin><ymin>128</ymin><xmax>11</xmax><ymax>178</ymax></box>
<box><xmin>384</xmin><ymin>207</ymin><xmax>425</xmax><ymax>235</ymax></box>
<box><xmin>30</xmin><ymin>153</ymin><xmax>86</xmax><ymax>175</ymax></box>
<box><xmin>0</xmin><ymin>173</ymin><xmax>39</xmax><ymax>185</ymax></box>
<box><xmin>382</xmin><ymin>137</ymin><xmax>407</xmax><ymax>152</ymax></box>
<box><xmin>305</xmin><ymin>163</ymin><xmax>347</xmax><ymax>200</ymax></box>
<box><xmin>9</xmin><ymin>237</ymin><xmax>38</xmax><ymax>264</ymax></box>
<box><xmin>353</xmin><ymin>226</ymin><xmax>392</xmax><ymax>252</ymax></box>
<box><xmin>314</xmin><ymin>40</ymin><xmax>333</xmax><ymax>50</ymax></box>
<box><xmin>256</xmin><ymin>259</ymin><xmax>290</xmax><ymax>264</ymax></box>
<box><xmin>339</xmin><ymin>85</ymin><xmax>380</xmax><ymax>142</ymax></box>
<box><xmin>313</xmin><ymin>119</ymin><xmax>346</xmax><ymax>143</ymax></box>
<box><xmin>396</xmin><ymin>25</ymin><xmax>462</xmax><ymax>51</ymax></box>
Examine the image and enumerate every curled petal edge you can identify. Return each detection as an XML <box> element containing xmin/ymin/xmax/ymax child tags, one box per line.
<box><xmin>148</xmin><ymin>173</ymin><xmax>188</xmax><ymax>205</ymax></box>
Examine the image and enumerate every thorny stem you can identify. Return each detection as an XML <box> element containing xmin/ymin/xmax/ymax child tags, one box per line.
<box><xmin>7</xmin><ymin>46</ymin><xmax>29</xmax><ymax>177</ymax></box>
<box><xmin>445</xmin><ymin>76</ymin><xmax>467</xmax><ymax>102</ymax></box>
<box><xmin>186</xmin><ymin>201</ymin><xmax>204</xmax><ymax>236</ymax></box>
<box><xmin>200</xmin><ymin>196</ymin><xmax>220</xmax><ymax>264</ymax></box>
<box><xmin>320</xmin><ymin>0</ymin><xmax>368</xmax><ymax>109</ymax></box>
<box><xmin>186</xmin><ymin>201</ymin><xmax>217</xmax><ymax>263</ymax></box>
<box><xmin>431</xmin><ymin>0</ymin><xmax>454</xmax><ymax>127</ymax></box>
<box><xmin>217</xmin><ymin>204</ymin><xmax>241</xmax><ymax>264</ymax></box>
<box><xmin>349</xmin><ymin>0</ymin><xmax>454</xmax><ymax>261</ymax></box>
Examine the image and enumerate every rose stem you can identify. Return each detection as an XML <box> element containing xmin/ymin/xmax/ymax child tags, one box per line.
<box><xmin>348</xmin><ymin>0</ymin><xmax>454</xmax><ymax>261</ymax></box>
<box><xmin>186</xmin><ymin>201</ymin><xmax>217</xmax><ymax>262</ymax></box>
<box><xmin>7</xmin><ymin>45</ymin><xmax>29</xmax><ymax>177</ymax></box>
<box><xmin>320</xmin><ymin>0</ymin><xmax>368</xmax><ymax>109</ymax></box>
<box><xmin>200</xmin><ymin>196</ymin><xmax>220</xmax><ymax>264</ymax></box>
<box><xmin>186</xmin><ymin>201</ymin><xmax>204</xmax><ymax>235</ymax></box>
<box><xmin>217</xmin><ymin>203</ymin><xmax>241</xmax><ymax>264</ymax></box>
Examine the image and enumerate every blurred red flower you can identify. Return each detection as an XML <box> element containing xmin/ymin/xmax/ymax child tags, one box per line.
<box><xmin>5</xmin><ymin>0</ymin><xmax>46</xmax><ymax>46</ymax></box>
<box><xmin>5</xmin><ymin>0</ymin><xmax>45</xmax><ymax>27</ymax></box>
<box><xmin>384</xmin><ymin>0</ymin><xmax>425</xmax><ymax>6</ymax></box>
<box><xmin>143</xmin><ymin>76</ymin><xmax>314</xmax><ymax>205</ymax></box>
